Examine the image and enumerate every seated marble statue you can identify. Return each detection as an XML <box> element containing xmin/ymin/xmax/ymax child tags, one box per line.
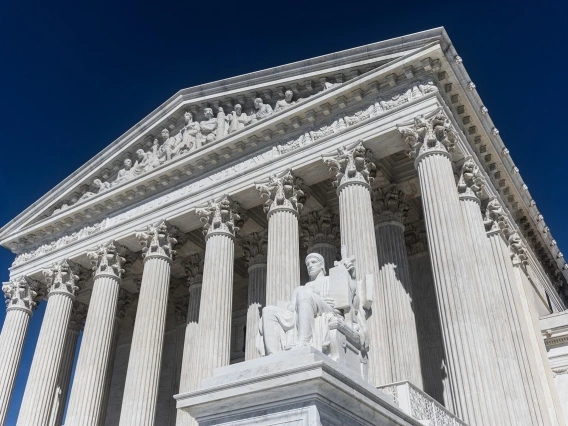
<box><xmin>274</xmin><ymin>90</ymin><xmax>295</xmax><ymax>112</ymax></box>
<box><xmin>180</xmin><ymin>110</ymin><xmax>202</xmax><ymax>152</ymax></box>
<box><xmin>259</xmin><ymin>249</ymin><xmax>370</xmax><ymax>377</ymax></box>
<box><xmin>132</xmin><ymin>148</ymin><xmax>160</xmax><ymax>177</ymax></box>
<box><xmin>226</xmin><ymin>103</ymin><xmax>250</xmax><ymax>134</ymax></box>
<box><xmin>113</xmin><ymin>158</ymin><xmax>134</xmax><ymax>186</ymax></box>
<box><xmin>251</xmin><ymin>98</ymin><xmax>273</xmax><ymax>123</ymax></box>
<box><xmin>78</xmin><ymin>179</ymin><xmax>112</xmax><ymax>203</ymax></box>
<box><xmin>153</xmin><ymin>128</ymin><xmax>184</xmax><ymax>162</ymax></box>
<box><xmin>198</xmin><ymin>107</ymin><xmax>219</xmax><ymax>145</ymax></box>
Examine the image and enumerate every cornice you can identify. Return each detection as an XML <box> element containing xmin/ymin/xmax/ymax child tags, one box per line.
<box><xmin>0</xmin><ymin>28</ymin><xmax>447</xmax><ymax>242</ymax></box>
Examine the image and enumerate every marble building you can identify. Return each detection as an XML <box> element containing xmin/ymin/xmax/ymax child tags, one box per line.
<box><xmin>0</xmin><ymin>27</ymin><xmax>567</xmax><ymax>425</ymax></box>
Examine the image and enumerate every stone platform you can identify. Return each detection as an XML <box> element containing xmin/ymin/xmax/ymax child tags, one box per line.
<box><xmin>175</xmin><ymin>346</ymin><xmax>423</xmax><ymax>426</ymax></box>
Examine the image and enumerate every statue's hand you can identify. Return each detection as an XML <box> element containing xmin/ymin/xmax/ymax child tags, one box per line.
<box><xmin>328</xmin><ymin>315</ymin><xmax>343</xmax><ymax>330</ymax></box>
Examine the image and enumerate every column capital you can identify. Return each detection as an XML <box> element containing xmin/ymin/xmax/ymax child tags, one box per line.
<box><xmin>398</xmin><ymin>111</ymin><xmax>457</xmax><ymax>164</ymax></box>
<box><xmin>300</xmin><ymin>207</ymin><xmax>340</xmax><ymax>249</ymax></box>
<box><xmin>172</xmin><ymin>295</ymin><xmax>189</xmax><ymax>325</ymax></box>
<box><xmin>484</xmin><ymin>198</ymin><xmax>511</xmax><ymax>236</ymax></box>
<box><xmin>508</xmin><ymin>231</ymin><xmax>529</xmax><ymax>266</ymax></box>
<box><xmin>457</xmin><ymin>157</ymin><xmax>485</xmax><ymax>202</ymax></box>
<box><xmin>404</xmin><ymin>222</ymin><xmax>428</xmax><ymax>256</ymax></box>
<box><xmin>323</xmin><ymin>141</ymin><xmax>376</xmax><ymax>191</ymax></box>
<box><xmin>256</xmin><ymin>170</ymin><xmax>307</xmax><ymax>217</ymax></box>
<box><xmin>42</xmin><ymin>259</ymin><xmax>81</xmax><ymax>299</ymax></box>
<box><xmin>240</xmin><ymin>231</ymin><xmax>268</xmax><ymax>268</ymax></box>
<box><xmin>372</xmin><ymin>186</ymin><xmax>409</xmax><ymax>225</ymax></box>
<box><xmin>87</xmin><ymin>241</ymin><xmax>126</xmax><ymax>280</ymax></box>
<box><xmin>2</xmin><ymin>276</ymin><xmax>41</xmax><ymax>314</ymax></box>
<box><xmin>135</xmin><ymin>220</ymin><xmax>177</xmax><ymax>262</ymax></box>
<box><xmin>183</xmin><ymin>253</ymin><xmax>204</xmax><ymax>287</ymax></box>
<box><xmin>197</xmin><ymin>196</ymin><xmax>241</xmax><ymax>239</ymax></box>
<box><xmin>68</xmin><ymin>301</ymin><xmax>88</xmax><ymax>332</ymax></box>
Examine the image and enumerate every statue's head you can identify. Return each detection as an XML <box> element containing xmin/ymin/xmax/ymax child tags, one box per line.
<box><xmin>123</xmin><ymin>158</ymin><xmax>132</xmax><ymax>169</ymax></box>
<box><xmin>135</xmin><ymin>149</ymin><xmax>145</xmax><ymax>159</ymax></box>
<box><xmin>234</xmin><ymin>103</ymin><xmax>242</xmax><ymax>113</ymax></box>
<box><xmin>161</xmin><ymin>128</ymin><xmax>170</xmax><ymax>140</ymax></box>
<box><xmin>305</xmin><ymin>252</ymin><xmax>325</xmax><ymax>279</ymax></box>
<box><xmin>254</xmin><ymin>98</ymin><xmax>263</xmax><ymax>109</ymax></box>
<box><xmin>285</xmin><ymin>90</ymin><xmax>293</xmax><ymax>102</ymax></box>
<box><xmin>184</xmin><ymin>110</ymin><xmax>193</xmax><ymax>122</ymax></box>
<box><xmin>93</xmin><ymin>179</ymin><xmax>102</xmax><ymax>188</ymax></box>
<box><xmin>204</xmin><ymin>108</ymin><xmax>213</xmax><ymax>119</ymax></box>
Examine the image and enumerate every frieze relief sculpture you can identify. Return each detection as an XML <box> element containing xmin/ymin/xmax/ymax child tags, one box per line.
<box><xmin>258</xmin><ymin>247</ymin><xmax>370</xmax><ymax>378</ymax></box>
<box><xmin>49</xmin><ymin>78</ymin><xmax>438</xmax><ymax>217</ymax></box>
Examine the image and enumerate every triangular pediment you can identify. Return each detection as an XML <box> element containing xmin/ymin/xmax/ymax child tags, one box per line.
<box><xmin>0</xmin><ymin>29</ymin><xmax>450</xmax><ymax>252</ymax></box>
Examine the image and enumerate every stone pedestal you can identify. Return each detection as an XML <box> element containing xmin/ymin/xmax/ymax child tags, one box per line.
<box><xmin>16</xmin><ymin>260</ymin><xmax>80</xmax><ymax>426</ymax></box>
<box><xmin>372</xmin><ymin>187</ymin><xmax>422</xmax><ymax>389</ymax></box>
<box><xmin>257</xmin><ymin>171</ymin><xmax>306</xmax><ymax>305</ymax></box>
<box><xmin>66</xmin><ymin>242</ymin><xmax>125</xmax><ymax>426</ymax></box>
<box><xmin>399</xmin><ymin>113</ymin><xmax>500</xmax><ymax>425</ymax></box>
<box><xmin>118</xmin><ymin>222</ymin><xmax>176</xmax><ymax>426</ymax></box>
<box><xmin>323</xmin><ymin>142</ymin><xmax>382</xmax><ymax>384</ymax></box>
<box><xmin>175</xmin><ymin>346</ymin><xmax>431</xmax><ymax>426</ymax></box>
<box><xmin>0</xmin><ymin>277</ymin><xmax>40</xmax><ymax>426</ymax></box>
<box><xmin>49</xmin><ymin>302</ymin><xmax>86</xmax><ymax>426</ymax></box>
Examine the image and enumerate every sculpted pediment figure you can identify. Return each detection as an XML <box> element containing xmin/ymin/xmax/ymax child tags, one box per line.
<box><xmin>258</xmin><ymin>247</ymin><xmax>370</xmax><ymax>378</ymax></box>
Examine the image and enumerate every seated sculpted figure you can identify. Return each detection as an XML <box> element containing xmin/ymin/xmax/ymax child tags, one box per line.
<box><xmin>154</xmin><ymin>128</ymin><xmax>184</xmax><ymax>162</ymax></box>
<box><xmin>132</xmin><ymin>148</ymin><xmax>160</xmax><ymax>177</ymax></box>
<box><xmin>226</xmin><ymin>103</ymin><xmax>250</xmax><ymax>134</ymax></box>
<box><xmin>274</xmin><ymin>90</ymin><xmax>295</xmax><ymax>112</ymax></box>
<box><xmin>113</xmin><ymin>158</ymin><xmax>134</xmax><ymax>186</ymax></box>
<box><xmin>78</xmin><ymin>178</ymin><xmax>111</xmax><ymax>203</ymax></box>
<box><xmin>260</xmin><ymin>249</ymin><xmax>369</xmax><ymax>377</ymax></box>
<box><xmin>251</xmin><ymin>98</ymin><xmax>273</xmax><ymax>123</ymax></box>
<box><xmin>199</xmin><ymin>108</ymin><xmax>219</xmax><ymax>145</ymax></box>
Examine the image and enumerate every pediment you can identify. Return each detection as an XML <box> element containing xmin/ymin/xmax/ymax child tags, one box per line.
<box><xmin>0</xmin><ymin>34</ymin><xmax>448</xmax><ymax>253</ymax></box>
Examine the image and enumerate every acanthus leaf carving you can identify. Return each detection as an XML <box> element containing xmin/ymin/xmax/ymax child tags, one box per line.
<box><xmin>509</xmin><ymin>231</ymin><xmax>529</xmax><ymax>266</ymax></box>
<box><xmin>300</xmin><ymin>207</ymin><xmax>340</xmax><ymax>249</ymax></box>
<box><xmin>117</xmin><ymin>288</ymin><xmax>134</xmax><ymax>320</ymax></box>
<box><xmin>240</xmin><ymin>230</ymin><xmax>268</xmax><ymax>267</ymax></box>
<box><xmin>404</xmin><ymin>222</ymin><xmax>428</xmax><ymax>256</ymax></box>
<box><xmin>323</xmin><ymin>141</ymin><xmax>376</xmax><ymax>188</ymax></box>
<box><xmin>69</xmin><ymin>301</ymin><xmax>88</xmax><ymax>331</ymax></box>
<box><xmin>372</xmin><ymin>186</ymin><xmax>409</xmax><ymax>224</ymax></box>
<box><xmin>398</xmin><ymin>111</ymin><xmax>457</xmax><ymax>159</ymax></box>
<box><xmin>256</xmin><ymin>170</ymin><xmax>308</xmax><ymax>215</ymax></box>
<box><xmin>2</xmin><ymin>276</ymin><xmax>42</xmax><ymax>313</ymax></box>
<box><xmin>183</xmin><ymin>253</ymin><xmax>204</xmax><ymax>286</ymax></box>
<box><xmin>135</xmin><ymin>220</ymin><xmax>177</xmax><ymax>261</ymax></box>
<box><xmin>484</xmin><ymin>198</ymin><xmax>510</xmax><ymax>235</ymax></box>
<box><xmin>196</xmin><ymin>196</ymin><xmax>241</xmax><ymax>238</ymax></box>
<box><xmin>87</xmin><ymin>240</ymin><xmax>126</xmax><ymax>279</ymax></box>
<box><xmin>457</xmin><ymin>157</ymin><xmax>485</xmax><ymax>200</ymax></box>
<box><xmin>42</xmin><ymin>259</ymin><xmax>81</xmax><ymax>297</ymax></box>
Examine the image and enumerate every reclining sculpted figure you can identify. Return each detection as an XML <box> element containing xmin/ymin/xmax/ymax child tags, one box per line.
<box><xmin>259</xmin><ymin>247</ymin><xmax>371</xmax><ymax>378</ymax></box>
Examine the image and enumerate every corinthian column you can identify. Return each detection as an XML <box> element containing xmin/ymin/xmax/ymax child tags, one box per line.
<box><xmin>323</xmin><ymin>142</ymin><xmax>382</xmax><ymax>381</ymax></box>
<box><xmin>188</xmin><ymin>196</ymin><xmax>239</xmax><ymax>391</ymax></box>
<box><xmin>49</xmin><ymin>301</ymin><xmax>87</xmax><ymax>426</ymax></box>
<box><xmin>241</xmin><ymin>231</ymin><xmax>268</xmax><ymax>360</ymax></box>
<box><xmin>16</xmin><ymin>260</ymin><xmax>80</xmax><ymax>426</ymax></box>
<box><xmin>257</xmin><ymin>171</ymin><xmax>307</xmax><ymax>305</ymax></box>
<box><xmin>300</xmin><ymin>207</ymin><xmax>340</xmax><ymax>268</ymax></box>
<box><xmin>398</xmin><ymin>113</ymin><xmax>504</xmax><ymax>425</ymax></box>
<box><xmin>66</xmin><ymin>241</ymin><xmax>126</xmax><ymax>426</ymax></box>
<box><xmin>0</xmin><ymin>277</ymin><xmax>40</xmax><ymax>426</ymax></box>
<box><xmin>371</xmin><ymin>186</ymin><xmax>422</xmax><ymax>389</ymax></box>
<box><xmin>484</xmin><ymin>199</ymin><xmax>553</xmax><ymax>426</ymax></box>
<box><xmin>118</xmin><ymin>221</ymin><xmax>176</xmax><ymax>426</ymax></box>
<box><xmin>176</xmin><ymin>254</ymin><xmax>204</xmax><ymax>426</ymax></box>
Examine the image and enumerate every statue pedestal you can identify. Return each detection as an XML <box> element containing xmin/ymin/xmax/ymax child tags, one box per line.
<box><xmin>174</xmin><ymin>346</ymin><xmax>423</xmax><ymax>426</ymax></box>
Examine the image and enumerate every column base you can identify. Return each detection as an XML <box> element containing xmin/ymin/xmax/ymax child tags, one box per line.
<box><xmin>175</xmin><ymin>346</ymin><xmax>445</xmax><ymax>426</ymax></box>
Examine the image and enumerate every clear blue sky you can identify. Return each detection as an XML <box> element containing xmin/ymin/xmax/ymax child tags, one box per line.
<box><xmin>0</xmin><ymin>0</ymin><xmax>566</xmax><ymax>424</ymax></box>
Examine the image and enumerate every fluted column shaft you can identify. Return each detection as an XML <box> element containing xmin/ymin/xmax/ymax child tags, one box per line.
<box><xmin>66</xmin><ymin>274</ymin><xmax>120</xmax><ymax>426</ymax></box>
<box><xmin>415</xmin><ymin>151</ymin><xmax>498</xmax><ymax>425</ymax></box>
<box><xmin>337</xmin><ymin>181</ymin><xmax>383</xmax><ymax>383</ymax></box>
<box><xmin>193</xmin><ymin>231</ymin><xmax>235</xmax><ymax>386</ymax></box>
<box><xmin>486</xmin><ymin>229</ymin><xmax>552</xmax><ymax>426</ymax></box>
<box><xmin>266</xmin><ymin>207</ymin><xmax>300</xmax><ymax>305</ymax></box>
<box><xmin>375</xmin><ymin>220</ymin><xmax>422</xmax><ymax>388</ymax></box>
<box><xmin>176</xmin><ymin>280</ymin><xmax>203</xmax><ymax>426</ymax></box>
<box><xmin>245</xmin><ymin>263</ymin><xmax>267</xmax><ymax>361</ymax></box>
<box><xmin>0</xmin><ymin>307</ymin><xmax>32</xmax><ymax>425</ymax></box>
<box><xmin>98</xmin><ymin>317</ymin><xmax>120</xmax><ymax>426</ymax></box>
<box><xmin>307</xmin><ymin>243</ymin><xmax>337</xmax><ymax>272</ymax></box>
<box><xmin>118</xmin><ymin>254</ymin><xmax>171</xmax><ymax>426</ymax></box>
<box><xmin>49</xmin><ymin>327</ymin><xmax>80</xmax><ymax>426</ymax></box>
<box><xmin>16</xmin><ymin>290</ymin><xmax>75</xmax><ymax>425</ymax></box>
<box><xmin>459</xmin><ymin>195</ymin><xmax>527</xmax><ymax>426</ymax></box>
